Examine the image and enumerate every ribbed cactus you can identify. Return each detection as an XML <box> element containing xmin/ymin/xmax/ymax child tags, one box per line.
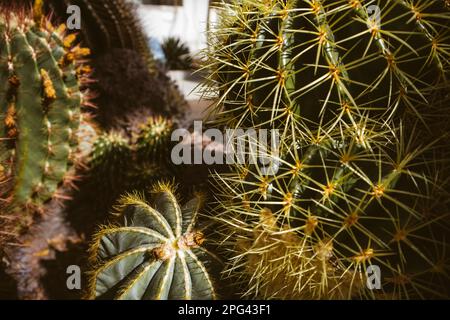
<box><xmin>205</xmin><ymin>0</ymin><xmax>450</xmax><ymax>299</ymax></box>
<box><xmin>0</xmin><ymin>7</ymin><xmax>93</xmax><ymax>241</ymax></box>
<box><xmin>206</xmin><ymin>0</ymin><xmax>449</xmax><ymax>129</ymax></box>
<box><xmin>162</xmin><ymin>37</ymin><xmax>192</xmax><ymax>70</ymax></box>
<box><xmin>91</xmin><ymin>116</ymin><xmax>174</xmax><ymax>190</ymax></box>
<box><xmin>0</xmin><ymin>5</ymin><xmax>97</xmax><ymax>299</ymax></box>
<box><xmin>87</xmin><ymin>183</ymin><xmax>216</xmax><ymax>300</ymax></box>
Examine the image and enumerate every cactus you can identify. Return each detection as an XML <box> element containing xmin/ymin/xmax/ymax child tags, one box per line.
<box><xmin>206</xmin><ymin>0</ymin><xmax>449</xmax><ymax>129</ymax></box>
<box><xmin>87</xmin><ymin>183</ymin><xmax>217</xmax><ymax>300</ymax></box>
<box><xmin>90</xmin><ymin>132</ymin><xmax>132</xmax><ymax>193</ymax></box>
<box><xmin>0</xmin><ymin>7</ymin><xmax>93</xmax><ymax>240</ymax></box>
<box><xmin>9</xmin><ymin>0</ymin><xmax>188</xmax><ymax>128</ymax></box>
<box><xmin>205</xmin><ymin>0</ymin><xmax>450</xmax><ymax>299</ymax></box>
<box><xmin>77</xmin><ymin>116</ymin><xmax>174</xmax><ymax>217</ymax></box>
<box><xmin>136</xmin><ymin>116</ymin><xmax>174</xmax><ymax>164</ymax></box>
<box><xmin>0</xmin><ymin>5</ymin><xmax>97</xmax><ymax>299</ymax></box>
<box><xmin>90</xmin><ymin>116</ymin><xmax>174</xmax><ymax>192</ymax></box>
<box><xmin>92</xmin><ymin>48</ymin><xmax>188</xmax><ymax>128</ymax></box>
<box><xmin>31</xmin><ymin>0</ymin><xmax>155</xmax><ymax>65</ymax></box>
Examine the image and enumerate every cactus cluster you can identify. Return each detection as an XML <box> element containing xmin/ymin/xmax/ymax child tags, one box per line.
<box><xmin>0</xmin><ymin>7</ymin><xmax>93</xmax><ymax>243</ymax></box>
<box><xmin>204</xmin><ymin>0</ymin><xmax>450</xmax><ymax>299</ymax></box>
<box><xmin>87</xmin><ymin>183</ymin><xmax>216</xmax><ymax>300</ymax></box>
<box><xmin>1</xmin><ymin>0</ymin><xmax>449</xmax><ymax>301</ymax></box>
<box><xmin>0</xmin><ymin>1</ymin><xmax>198</xmax><ymax>301</ymax></box>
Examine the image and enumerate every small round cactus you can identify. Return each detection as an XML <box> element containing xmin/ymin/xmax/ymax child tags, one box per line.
<box><xmin>87</xmin><ymin>183</ymin><xmax>217</xmax><ymax>300</ymax></box>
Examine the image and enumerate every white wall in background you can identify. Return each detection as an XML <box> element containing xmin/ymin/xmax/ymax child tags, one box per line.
<box><xmin>138</xmin><ymin>0</ymin><xmax>216</xmax><ymax>54</ymax></box>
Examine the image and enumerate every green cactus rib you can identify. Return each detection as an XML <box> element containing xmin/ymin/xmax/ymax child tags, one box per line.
<box><xmin>88</xmin><ymin>185</ymin><xmax>216</xmax><ymax>300</ymax></box>
<box><xmin>87</xmin><ymin>116</ymin><xmax>174</xmax><ymax>211</ymax></box>
<box><xmin>136</xmin><ymin>116</ymin><xmax>174</xmax><ymax>165</ymax></box>
<box><xmin>26</xmin><ymin>30</ymin><xmax>72</xmax><ymax>199</ymax></box>
<box><xmin>0</xmin><ymin>24</ymin><xmax>9</xmax><ymax>138</ymax></box>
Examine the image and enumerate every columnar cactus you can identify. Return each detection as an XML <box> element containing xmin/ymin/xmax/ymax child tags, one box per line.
<box><xmin>87</xmin><ymin>183</ymin><xmax>216</xmax><ymax>300</ymax></box>
<box><xmin>0</xmin><ymin>7</ymin><xmax>93</xmax><ymax>242</ymax></box>
<box><xmin>205</xmin><ymin>0</ymin><xmax>450</xmax><ymax>299</ymax></box>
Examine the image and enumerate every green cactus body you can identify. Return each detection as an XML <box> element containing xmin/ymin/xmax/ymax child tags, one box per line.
<box><xmin>90</xmin><ymin>132</ymin><xmax>132</xmax><ymax>193</ymax></box>
<box><xmin>162</xmin><ymin>37</ymin><xmax>193</xmax><ymax>70</ymax></box>
<box><xmin>90</xmin><ymin>115</ymin><xmax>174</xmax><ymax>193</ymax></box>
<box><xmin>206</xmin><ymin>0</ymin><xmax>450</xmax><ymax>299</ymax></box>
<box><xmin>88</xmin><ymin>184</ymin><xmax>216</xmax><ymax>300</ymax></box>
<box><xmin>0</xmin><ymin>10</ymin><xmax>92</xmax><ymax>233</ymax></box>
<box><xmin>86</xmin><ymin>116</ymin><xmax>175</xmax><ymax>215</ymax></box>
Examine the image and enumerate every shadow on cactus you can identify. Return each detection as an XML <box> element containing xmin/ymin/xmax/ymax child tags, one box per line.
<box><xmin>87</xmin><ymin>182</ymin><xmax>217</xmax><ymax>300</ymax></box>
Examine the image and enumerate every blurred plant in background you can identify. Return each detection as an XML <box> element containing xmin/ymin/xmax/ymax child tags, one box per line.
<box><xmin>162</xmin><ymin>37</ymin><xmax>193</xmax><ymax>70</ymax></box>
